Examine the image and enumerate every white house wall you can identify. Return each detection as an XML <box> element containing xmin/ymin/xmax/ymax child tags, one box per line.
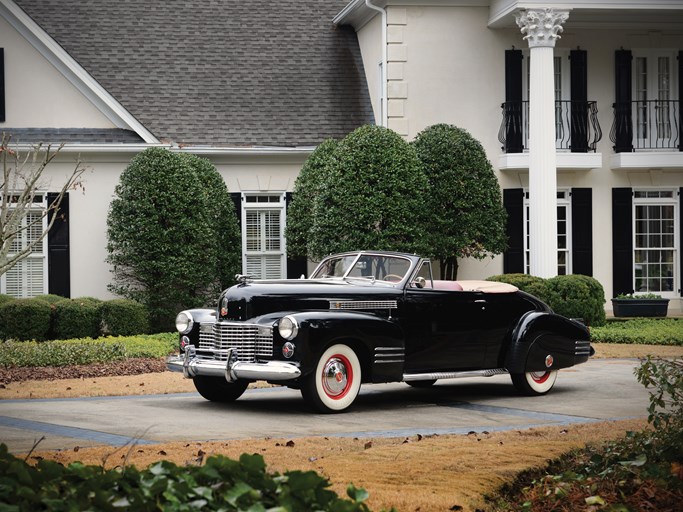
<box><xmin>354</xmin><ymin>4</ymin><xmax>683</xmax><ymax>311</ymax></box>
<box><xmin>0</xmin><ymin>16</ymin><xmax>115</xmax><ymax>129</ymax></box>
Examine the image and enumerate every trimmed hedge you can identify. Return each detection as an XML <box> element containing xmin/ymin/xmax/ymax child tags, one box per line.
<box><xmin>0</xmin><ymin>296</ymin><xmax>152</xmax><ymax>342</ymax></box>
<box><xmin>52</xmin><ymin>297</ymin><xmax>103</xmax><ymax>340</ymax></box>
<box><xmin>0</xmin><ymin>333</ymin><xmax>177</xmax><ymax>367</ymax></box>
<box><xmin>100</xmin><ymin>298</ymin><xmax>150</xmax><ymax>336</ymax></box>
<box><xmin>0</xmin><ymin>298</ymin><xmax>52</xmax><ymax>341</ymax></box>
<box><xmin>0</xmin><ymin>445</ymin><xmax>377</xmax><ymax>511</ymax></box>
<box><xmin>590</xmin><ymin>318</ymin><xmax>683</xmax><ymax>346</ymax></box>
<box><xmin>487</xmin><ymin>273</ymin><xmax>607</xmax><ymax>327</ymax></box>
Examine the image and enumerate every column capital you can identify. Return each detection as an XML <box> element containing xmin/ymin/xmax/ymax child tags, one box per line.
<box><xmin>515</xmin><ymin>8</ymin><xmax>569</xmax><ymax>48</ymax></box>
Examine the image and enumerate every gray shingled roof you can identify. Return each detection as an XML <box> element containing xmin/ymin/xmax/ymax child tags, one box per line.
<box><xmin>6</xmin><ymin>128</ymin><xmax>144</xmax><ymax>144</ymax></box>
<box><xmin>13</xmin><ymin>0</ymin><xmax>373</xmax><ymax>148</ymax></box>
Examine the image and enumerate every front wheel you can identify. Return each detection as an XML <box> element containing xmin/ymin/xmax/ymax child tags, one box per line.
<box><xmin>511</xmin><ymin>370</ymin><xmax>558</xmax><ymax>396</ymax></box>
<box><xmin>301</xmin><ymin>343</ymin><xmax>362</xmax><ymax>413</ymax></box>
<box><xmin>193</xmin><ymin>376</ymin><xmax>249</xmax><ymax>402</ymax></box>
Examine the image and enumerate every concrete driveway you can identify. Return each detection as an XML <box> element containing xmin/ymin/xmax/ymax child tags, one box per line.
<box><xmin>0</xmin><ymin>359</ymin><xmax>648</xmax><ymax>454</ymax></box>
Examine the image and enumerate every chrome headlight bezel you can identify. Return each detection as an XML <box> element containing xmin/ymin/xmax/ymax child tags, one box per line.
<box><xmin>278</xmin><ymin>315</ymin><xmax>299</xmax><ymax>340</ymax></box>
<box><xmin>175</xmin><ymin>311</ymin><xmax>194</xmax><ymax>334</ymax></box>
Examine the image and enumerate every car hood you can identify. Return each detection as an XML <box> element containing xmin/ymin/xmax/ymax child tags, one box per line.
<box><xmin>220</xmin><ymin>279</ymin><xmax>402</xmax><ymax>321</ymax></box>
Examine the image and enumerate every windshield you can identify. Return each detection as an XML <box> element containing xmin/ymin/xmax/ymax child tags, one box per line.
<box><xmin>311</xmin><ymin>253</ymin><xmax>412</xmax><ymax>283</ymax></box>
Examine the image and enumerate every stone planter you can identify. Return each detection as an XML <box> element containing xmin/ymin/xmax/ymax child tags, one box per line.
<box><xmin>611</xmin><ymin>298</ymin><xmax>670</xmax><ymax>318</ymax></box>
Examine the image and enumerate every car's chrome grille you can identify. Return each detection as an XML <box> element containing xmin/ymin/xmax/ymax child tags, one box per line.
<box><xmin>198</xmin><ymin>322</ymin><xmax>273</xmax><ymax>363</ymax></box>
<box><xmin>574</xmin><ymin>340</ymin><xmax>592</xmax><ymax>357</ymax></box>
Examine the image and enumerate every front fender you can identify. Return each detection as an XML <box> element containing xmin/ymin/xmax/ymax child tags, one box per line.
<box><xmin>505</xmin><ymin>311</ymin><xmax>592</xmax><ymax>374</ymax></box>
<box><xmin>281</xmin><ymin>311</ymin><xmax>405</xmax><ymax>383</ymax></box>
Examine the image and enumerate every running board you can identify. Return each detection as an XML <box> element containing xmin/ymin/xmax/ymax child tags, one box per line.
<box><xmin>403</xmin><ymin>368</ymin><xmax>508</xmax><ymax>382</ymax></box>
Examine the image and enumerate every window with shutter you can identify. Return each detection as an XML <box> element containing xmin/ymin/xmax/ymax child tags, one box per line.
<box><xmin>1</xmin><ymin>201</ymin><xmax>48</xmax><ymax>297</ymax></box>
<box><xmin>523</xmin><ymin>189</ymin><xmax>572</xmax><ymax>275</ymax></box>
<box><xmin>242</xmin><ymin>194</ymin><xmax>286</xmax><ymax>279</ymax></box>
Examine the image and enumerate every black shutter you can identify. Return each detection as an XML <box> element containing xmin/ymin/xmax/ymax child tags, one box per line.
<box><xmin>285</xmin><ymin>192</ymin><xmax>308</xmax><ymax>279</ymax></box>
<box><xmin>503</xmin><ymin>188</ymin><xmax>524</xmax><ymax>273</ymax></box>
<box><xmin>47</xmin><ymin>193</ymin><xmax>70</xmax><ymax>298</ymax></box>
<box><xmin>678</xmin><ymin>52</ymin><xmax>683</xmax><ymax>151</ymax></box>
<box><xmin>0</xmin><ymin>48</ymin><xmax>5</xmax><ymax>123</ymax></box>
<box><xmin>230</xmin><ymin>192</ymin><xmax>242</xmax><ymax>272</ymax></box>
<box><xmin>570</xmin><ymin>49</ymin><xmax>588</xmax><ymax>153</ymax></box>
<box><xmin>504</xmin><ymin>49</ymin><xmax>524</xmax><ymax>153</ymax></box>
<box><xmin>571</xmin><ymin>188</ymin><xmax>592</xmax><ymax>276</ymax></box>
<box><xmin>613</xmin><ymin>50</ymin><xmax>633</xmax><ymax>153</ymax></box>
<box><xmin>612</xmin><ymin>188</ymin><xmax>633</xmax><ymax>296</ymax></box>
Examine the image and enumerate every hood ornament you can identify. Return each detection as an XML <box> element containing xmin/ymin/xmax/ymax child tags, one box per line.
<box><xmin>235</xmin><ymin>274</ymin><xmax>254</xmax><ymax>284</ymax></box>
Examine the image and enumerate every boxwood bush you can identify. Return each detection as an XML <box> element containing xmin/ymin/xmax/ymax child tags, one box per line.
<box><xmin>590</xmin><ymin>318</ymin><xmax>683</xmax><ymax>346</ymax></box>
<box><xmin>52</xmin><ymin>298</ymin><xmax>103</xmax><ymax>340</ymax></box>
<box><xmin>0</xmin><ymin>298</ymin><xmax>52</xmax><ymax>341</ymax></box>
<box><xmin>100</xmin><ymin>298</ymin><xmax>150</xmax><ymax>336</ymax></box>
<box><xmin>546</xmin><ymin>274</ymin><xmax>606</xmax><ymax>327</ymax></box>
<box><xmin>487</xmin><ymin>273</ymin><xmax>607</xmax><ymax>327</ymax></box>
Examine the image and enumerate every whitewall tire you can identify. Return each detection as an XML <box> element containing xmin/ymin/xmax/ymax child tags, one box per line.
<box><xmin>301</xmin><ymin>343</ymin><xmax>362</xmax><ymax>413</ymax></box>
<box><xmin>511</xmin><ymin>370</ymin><xmax>558</xmax><ymax>396</ymax></box>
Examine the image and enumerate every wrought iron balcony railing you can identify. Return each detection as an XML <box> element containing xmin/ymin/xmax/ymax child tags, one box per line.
<box><xmin>499</xmin><ymin>100</ymin><xmax>602</xmax><ymax>153</ymax></box>
<box><xmin>611</xmin><ymin>100</ymin><xmax>682</xmax><ymax>152</ymax></box>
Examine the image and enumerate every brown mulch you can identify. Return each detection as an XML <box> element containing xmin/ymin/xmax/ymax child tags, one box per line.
<box><xmin>0</xmin><ymin>358</ymin><xmax>167</xmax><ymax>385</ymax></box>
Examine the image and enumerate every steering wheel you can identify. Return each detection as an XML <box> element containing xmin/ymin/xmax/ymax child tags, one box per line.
<box><xmin>384</xmin><ymin>274</ymin><xmax>403</xmax><ymax>282</ymax></box>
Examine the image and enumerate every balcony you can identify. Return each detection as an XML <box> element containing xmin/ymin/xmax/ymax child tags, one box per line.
<box><xmin>499</xmin><ymin>100</ymin><xmax>602</xmax><ymax>154</ymax></box>
<box><xmin>611</xmin><ymin>100</ymin><xmax>682</xmax><ymax>152</ymax></box>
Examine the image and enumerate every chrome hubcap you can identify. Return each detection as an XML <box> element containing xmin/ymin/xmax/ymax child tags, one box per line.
<box><xmin>322</xmin><ymin>357</ymin><xmax>348</xmax><ymax>397</ymax></box>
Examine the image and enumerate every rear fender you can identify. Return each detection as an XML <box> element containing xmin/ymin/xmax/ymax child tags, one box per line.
<box><xmin>505</xmin><ymin>311</ymin><xmax>592</xmax><ymax>374</ymax></box>
<box><xmin>283</xmin><ymin>311</ymin><xmax>404</xmax><ymax>383</ymax></box>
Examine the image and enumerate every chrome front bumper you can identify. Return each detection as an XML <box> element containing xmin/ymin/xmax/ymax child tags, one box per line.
<box><xmin>167</xmin><ymin>346</ymin><xmax>301</xmax><ymax>383</ymax></box>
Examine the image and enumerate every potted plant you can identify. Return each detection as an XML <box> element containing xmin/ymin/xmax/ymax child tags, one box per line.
<box><xmin>611</xmin><ymin>293</ymin><xmax>670</xmax><ymax>318</ymax></box>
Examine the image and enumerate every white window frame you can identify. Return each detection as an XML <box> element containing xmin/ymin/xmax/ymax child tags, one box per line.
<box><xmin>241</xmin><ymin>192</ymin><xmax>287</xmax><ymax>280</ymax></box>
<box><xmin>632</xmin><ymin>49</ymin><xmax>679</xmax><ymax>149</ymax></box>
<box><xmin>0</xmin><ymin>194</ymin><xmax>49</xmax><ymax>297</ymax></box>
<box><xmin>632</xmin><ymin>188</ymin><xmax>679</xmax><ymax>298</ymax></box>
<box><xmin>524</xmin><ymin>189</ymin><xmax>572</xmax><ymax>276</ymax></box>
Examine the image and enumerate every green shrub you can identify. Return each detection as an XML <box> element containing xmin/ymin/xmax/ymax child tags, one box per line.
<box><xmin>591</xmin><ymin>318</ymin><xmax>683</xmax><ymax>345</ymax></box>
<box><xmin>0</xmin><ymin>298</ymin><xmax>51</xmax><ymax>341</ymax></box>
<box><xmin>487</xmin><ymin>273</ymin><xmax>552</xmax><ymax>304</ymax></box>
<box><xmin>100</xmin><ymin>299</ymin><xmax>150</xmax><ymax>336</ymax></box>
<box><xmin>0</xmin><ymin>333</ymin><xmax>177</xmax><ymax>367</ymax></box>
<box><xmin>52</xmin><ymin>297</ymin><xmax>103</xmax><ymax>340</ymax></box>
<box><xmin>33</xmin><ymin>294</ymin><xmax>68</xmax><ymax>305</ymax></box>
<box><xmin>0</xmin><ymin>446</ymin><xmax>377</xmax><ymax>512</ymax></box>
<box><xmin>0</xmin><ymin>294</ymin><xmax>13</xmax><ymax>306</ymax></box>
<box><xmin>546</xmin><ymin>274</ymin><xmax>606</xmax><ymax>327</ymax></box>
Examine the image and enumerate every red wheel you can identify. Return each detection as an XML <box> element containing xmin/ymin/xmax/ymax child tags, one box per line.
<box><xmin>511</xmin><ymin>370</ymin><xmax>558</xmax><ymax>396</ymax></box>
<box><xmin>301</xmin><ymin>344</ymin><xmax>361</xmax><ymax>413</ymax></box>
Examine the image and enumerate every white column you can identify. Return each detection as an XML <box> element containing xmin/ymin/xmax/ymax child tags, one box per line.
<box><xmin>515</xmin><ymin>8</ymin><xmax>569</xmax><ymax>278</ymax></box>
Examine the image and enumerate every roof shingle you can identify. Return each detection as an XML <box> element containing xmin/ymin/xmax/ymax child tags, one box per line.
<box><xmin>13</xmin><ymin>0</ymin><xmax>374</xmax><ymax>147</ymax></box>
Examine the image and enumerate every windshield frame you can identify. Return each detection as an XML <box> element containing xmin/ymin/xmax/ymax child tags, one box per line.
<box><xmin>310</xmin><ymin>252</ymin><xmax>417</xmax><ymax>286</ymax></box>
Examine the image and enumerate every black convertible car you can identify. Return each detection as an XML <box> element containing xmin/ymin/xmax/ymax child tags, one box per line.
<box><xmin>167</xmin><ymin>251</ymin><xmax>593</xmax><ymax>413</ymax></box>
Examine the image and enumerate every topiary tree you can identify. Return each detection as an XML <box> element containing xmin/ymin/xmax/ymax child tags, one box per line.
<box><xmin>285</xmin><ymin>138</ymin><xmax>338</xmax><ymax>259</ymax></box>
<box><xmin>180</xmin><ymin>153</ymin><xmax>241</xmax><ymax>292</ymax></box>
<box><xmin>412</xmin><ymin>124</ymin><xmax>507</xmax><ymax>280</ymax></box>
<box><xmin>306</xmin><ymin>125</ymin><xmax>429</xmax><ymax>259</ymax></box>
<box><xmin>106</xmin><ymin>148</ymin><xmax>239</xmax><ymax>331</ymax></box>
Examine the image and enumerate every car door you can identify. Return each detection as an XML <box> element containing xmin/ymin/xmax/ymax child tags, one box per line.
<box><xmin>400</xmin><ymin>288</ymin><xmax>488</xmax><ymax>373</ymax></box>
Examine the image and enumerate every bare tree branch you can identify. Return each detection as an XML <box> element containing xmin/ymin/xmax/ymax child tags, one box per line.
<box><xmin>0</xmin><ymin>132</ymin><xmax>87</xmax><ymax>278</ymax></box>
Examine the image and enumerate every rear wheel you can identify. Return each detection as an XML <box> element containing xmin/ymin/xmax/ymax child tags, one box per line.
<box><xmin>193</xmin><ymin>376</ymin><xmax>249</xmax><ymax>402</ymax></box>
<box><xmin>301</xmin><ymin>343</ymin><xmax>361</xmax><ymax>413</ymax></box>
<box><xmin>511</xmin><ymin>370</ymin><xmax>558</xmax><ymax>396</ymax></box>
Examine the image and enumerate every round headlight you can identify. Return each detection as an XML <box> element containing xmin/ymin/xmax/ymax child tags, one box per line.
<box><xmin>175</xmin><ymin>311</ymin><xmax>194</xmax><ymax>334</ymax></box>
<box><xmin>278</xmin><ymin>315</ymin><xmax>299</xmax><ymax>340</ymax></box>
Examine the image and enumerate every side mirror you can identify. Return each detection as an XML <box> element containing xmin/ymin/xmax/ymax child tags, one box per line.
<box><xmin>413</xmin><ymin>276</ymin><xmax>426</xmax><ymax>289</ymax></box>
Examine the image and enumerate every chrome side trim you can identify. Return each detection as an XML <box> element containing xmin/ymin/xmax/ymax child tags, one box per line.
<box><xmin>329</xmin><ymin>300</ymin><xmax>398</xmax><ymax>310</ymax></box>
<box><xmin>374</xmin><ymin>346</ymin><xmax>404</xmax><ymax>364</ymax></box>
<box><xmin>574</xmin><ymin>340</ymin><xmax>592</xmax><ymax>356</ymax></box>
<box><xmin>403</xmin><ymin>368</ymin><xmax>508</xmax><ymax>381</ymax></box>
<box><xmin>168</xmin><ymin>347</ymin><xmax>301</xmax><ymax>382</ymax></box>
